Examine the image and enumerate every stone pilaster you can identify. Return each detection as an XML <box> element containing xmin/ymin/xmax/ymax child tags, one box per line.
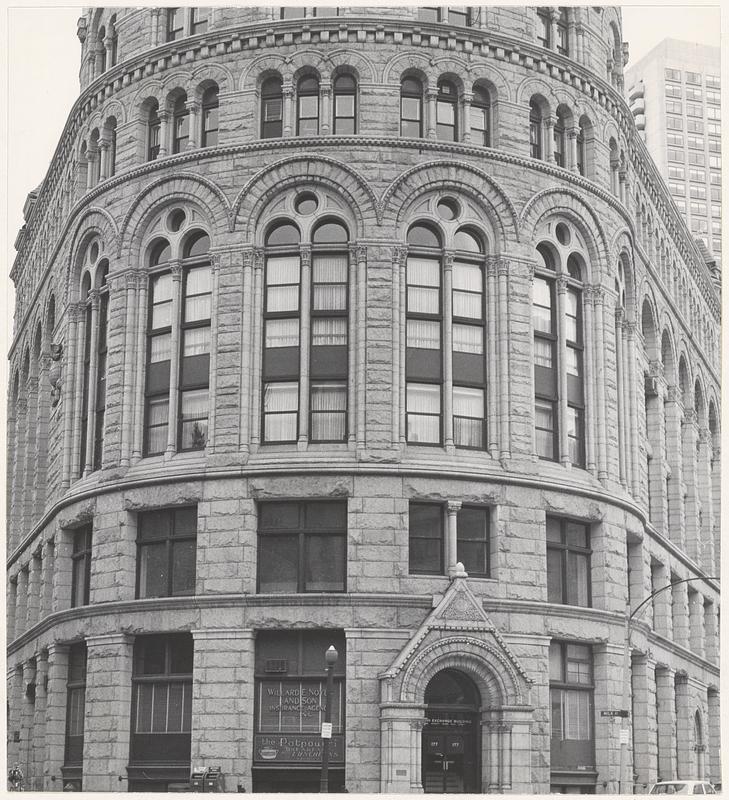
<box><xmin>31</xmin><ymin>651</ymin><xmax>49</xmax><ymax>791</ymax></box>
<box><xmin>44</xmin><ymin>644</ymin><xmax>70</xmax><ymax>792</ymax></box>
<box><xmin>655</xmin><ymin>666</ymin><xmax>677</xmax><ymax>780</ymax></box>
<box><xmin>631</xmin><ymin>655</ymin><xmax>657</xmax><ymax>789</ymax></box>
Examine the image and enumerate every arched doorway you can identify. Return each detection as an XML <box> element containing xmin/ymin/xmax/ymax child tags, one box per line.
<box><xmin>422</xmin><ymin>669</ymin><xmax>480</xmax><ymax>793</ymax></box>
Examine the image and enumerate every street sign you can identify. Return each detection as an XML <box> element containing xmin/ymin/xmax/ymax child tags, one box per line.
<box><xmin>600</xmin><ymin>710</ymin><xmax>630</xmax><ymax>718</ymax></box>
<box><xmin>619</xmin><ymin>729</ymin><xmax>630</xmax><ymax>745</ymax></box>
<box><xmin>321</xmin><ymin>722</ymin><xmax>333</xmax><ymax>739</ymax></box>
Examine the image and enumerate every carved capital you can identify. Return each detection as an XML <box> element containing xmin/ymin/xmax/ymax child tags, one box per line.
<box><xmin>88</xmin><ymin>289</ymin><xmax>101</xmax><ymax>309</ymax></box>
<box><xmin>299</xmin><ymin>244</ymin><xmax>312</xmax><ymax>267</ymax></box>
<box><xmin>210</xmin><ymin>252</ymin><xmax>222</xmax><ymax>272</ymax></box>
<box><xmin>556</xmin><ymin>275</ymin><xmax>569</xmax><ymax>295</ymax></box>
<box><xmin>446</xmin><ymin>500</ymin><xmax>462</xmax><ymax>514</ymax></box>
<box><xmin>682</xmin><ymin>409</ymin><xmax>698</xmax><ymax>427</ymax></box>
<box><xmin>648</xmin><ymin>360</ymin><xmax>664</xmax><ymax>380</ymax></box>
<box><xmin>665</xmin><ymin>385</ymin><xmax>682</xmax><ymax>404</ymax></box>
<box><xmin>170</xmin><ymin>262</ymin><xmax>183</xmax><ymax>281</ymax></box>
<box><xmin>623</xmin><ymin>321</ymin><xmax>636</xmax><ymax>337</ymax></box>
<box><xmin>443</xmin><ymin>250</ymin><xmax>455</xmax><ymax>270</ymax></box>
<box><xmin>253</xmin><ymin>247</ymin><xmax>265</xmax><ymax>270</ymax></box>
<box><xmin>590</xmin><ymin>284</ymin><xmax>606</xmax><ymax>305</ymax></box>
<box><xmin>242</xmin><ymin>247</ymin><xmax>254</xmax><ymax>269</ymax></box>
<box><xmin>497</xmin><ymin>258</ymin><xmax>510</xmax><ymax>277</ymax></box>
<box><xmin>525</xmin><ymin>261</ymin><xmax>536</xmax><ymax>283</ymax></box>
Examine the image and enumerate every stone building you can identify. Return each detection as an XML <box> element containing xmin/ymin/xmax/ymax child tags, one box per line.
<box><xmin>6</xmin><ymin>6</ymin><xmax>720</xmax><ymax>794</ymax></box>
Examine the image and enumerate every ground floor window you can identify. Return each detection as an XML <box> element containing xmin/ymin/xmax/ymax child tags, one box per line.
<box><xmin>549</xmin><ymin>641</ymin><xmax>594</xmax><ymax>772</ymax></box>
<box><xmin>252</xmin><ymin>629</ymin><xmax>346</xmax><ymax>792</ymax></box>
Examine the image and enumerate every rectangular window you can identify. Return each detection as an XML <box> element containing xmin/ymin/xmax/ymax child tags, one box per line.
<box><xmin>706</xmin><ymin>90</ymin><xmax>720</xmax><ymax>105</ymax></box>
<box><xmin>93</xmin><ymin>291</ymin><xmax>109</xmax><ymax>470</ymax></box>
<box><xmin>64</xmin><ymin>643</ymin><xmax>87</xmax><ymax>768</ymax></box>
<box><xmin>263</xmin><ymin>382</ymin><xmax>299</xmax><ymax>442</ymax></box>
<box><xmin>409</xmin><ymin>502</ymin><xmax>443</xmax><ymax>574</ymax></box>
<box><xmin>691</xmin><ymin>201</ymin><xmax>707</xmax><ymax>216</ymax></box>
<box><xmin>145</xmin><ymin>273</ymin><xmax>173</xmax><ymax>455</ymax></box>
<box><xmin>665</xmin><ymin>100</ymin><xmax>682</xmax><ymax>114</ymax></box>
<box><xmin>666</xmin><ymin>132</ymin><xmax>684</xmax><ymax>147</ymax></box>
<box><xmin>537</xmin><ymin>9</ymin><xmax>551</xmax><ymax>47</ymax></box>
<box><xmin>688</xmin><ymin>135</ymin><xmax>705</xmax><ymax>150</ymax></box>
<box><xmin>131</xmin><ymin>634</ymin><xmax>193</xmax><ymax>765</ymax></box>
<box><xmin>688</xmin><ymin>151</ymin><xmax>706</xmax><ymax>166</ymax></box>
<box><xmin>166</xmin><ymin>7</ymin><xmax>184</xmax><ymax>41</ymax></box>
<box><xmin>202</xmin><ymin>103</ymin><xmax>218</xmax><ymax>148</ymax></box>
<box><xmin>708</xmin><ymin>122</ymin><xmax>721</xmax><ymax>136</ymax></box>
<box><xmin>298</xmin><ymin>93</ymin><xmax>319</xmax><ymax>136</ymax></box>
<box><xmin>71</xmin><ymin>525</ymin><xmax>92</xmax><ymax>608</ymax></box>
<box><xmin>709</xmin><ymin>155</ymin><xmax>721</xmax><ymax>169</ymax></box>
<box><xmin>710</xmin><ymin>171</ymin><xmax>721</xmax><ymax>185</ymax></box>
<box><xmin>686</xmin><ymin>102</ymin><xmax>703</xmax><ymax>117</ymax></box>
<box><xmin>535</xmin><ymin>398</ymin><xmax>556</xmax><ymax>460</ymax></box>
<box><xmin>664</xmin><ymin>84</ymin><xmax>682</xmax><ymax>98</ymax></box>
<box><xmin>533</xmin><ymin>275</ymin><xmax>557</xmax><ymax>461</ymax></box>
<box><xmin>447</xmin><ymin>7</ymin><xmax>471</xmax><ymax>26</ymax></box>
<box><xmin>280</xmin><ymin>6</ymin><xmax>306</xmax><ymax>18</ymax></box>
<box><xmin>549</xmin><ymin>641</ymin><xmax>594</xmax><ymax>770</ymax></box>
<box><xmin>457</xmin><ymin>505</ymin><xmax>489</xmax><ymax>577</ymax></box>
<box><xmin>689</xmin><ymin>184</ymin><xmax>707</xmax><ymax>200</ymax></box>
<box><xmin>137</xmin><ymin>507</ymin><xmax>197</xmax><ymax>598</ymax></box>
<box><xmin>546</xmin><ymin>517</ymin><xmax>591</xmax><ymax>606</ymax></box>
<box><xmin>453</xmin><ymin>386</ymin><xmax>484</xmax><ymax>449</ymax></box>
<box><xmin>418</xmin><ymin>7</ymin><xmax>441</xmax><ymax>22</ymax></box>
<box><xmin>689</xmin><ymin>168</ymin><xmax>706</xmax><ymax>183</ymax></box>
<box><xmin>190</xmin><ymin>8</ymin><xmax>208</xmax><ymax>34</ymax></box>
<box><xmin>257</xmin><ymin>500</ymin><xmax>346</xmax><ymax>593</ymax></box>
<box><xmin>711</xmin><ymin>204</ymin><xmax>721</xmax><ymax>219</ymax></box>
<box><xmin>668</xmin><ymin>165</ymin><xmax>685</xmax><ymax>180</ymax></box>
<box><xmin>706</xmin><ymin>75</ymin><xmax>720</xmax><ymax>89</ymax></box>
<box><xmin>707</xmin><ymin>106</ymin><xmax>721</xmax><ymax>121</ymax></box>
<box><xmin>665</xmin><ymin>68</ymin><xmax>681</xmax><ymax>81</ymax></box>
<box><xmin>333</xmin><ymin>92</ymin><xmax>355</xmax><ymax>135</ymax></box>
<box><xmin>148</xmin><ymin>116</ymin><xmax>161</xmax><ymax>161</ymax></box>
<box><xmin>666</xmin><ymin>116</ymin><xmax>683</xmax><ymax>131</ymax></box>
<box><xmin>407</xmin><ymin>383</ymin><xmax>441</xmax><ymax>444</ymax></box>
<box><xmin>685</xmin><ymin>87</ymin><xmax>703</xmax><ymax>101</ymax></box>
<box><xmin>711</xmin><ymin>186</ymin><xmax>721</xmax><ymax>202</ymax></box>
<box><xmin>401</xmin><ymin>94</ymin><xmax>422</xmax><ymax>138</ymax></box>
<box><xmin>687</xmin><ymin>119</ymin><xmax>704</xmax><ymax>134</ymax></box>
<box><xmin>685</xmin><ymin>71</ymin><xmax>702</xmax><ymax>86</ymax></box>
<box><xmin>668</xmin><ymin>182</ymin><xmax>686</xmax><ymax>197</ymax></box>
<box><xmin>179</xmin><ymin>265</ymin><xmax>211</xmax><ymax>451</ymax></box>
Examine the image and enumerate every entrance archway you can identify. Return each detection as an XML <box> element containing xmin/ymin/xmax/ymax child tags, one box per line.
<box><xmin>422</xmin><ymin>669</ymin><xmax>480</xmax><ymax>793</ymax></box>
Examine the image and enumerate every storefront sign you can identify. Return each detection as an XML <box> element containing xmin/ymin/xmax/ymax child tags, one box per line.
<box><xmin>253</xmin><ymin>734</ymin><xmax>344</xmax><ymax>764</ymax></box>
<box><xmin>257</xmin><ymin>680</ymin><xmax>343</xmax><ymax>734</ymax></box>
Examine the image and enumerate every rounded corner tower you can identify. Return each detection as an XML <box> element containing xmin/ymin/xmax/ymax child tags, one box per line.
<box><xmin>7</xmin><ymin>6</ymin><xmax>720</xmax><ymax>794</ymax></box>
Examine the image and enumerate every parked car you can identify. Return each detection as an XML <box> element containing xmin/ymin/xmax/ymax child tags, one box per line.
<box><xmin>649</xmin><ymin>781</ymin><xmax>717</xmax><ymax>795</ymax></box>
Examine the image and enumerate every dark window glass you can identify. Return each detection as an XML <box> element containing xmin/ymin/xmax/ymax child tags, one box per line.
<box><xmin>280</xmin><ymin>6</ymin><xmax>306</xmax><ymax>18</ymax></box>
<box><xmin>436</xmin><ymin>80</ymin><xmax>458</xmax><ymax>142</ymax></box>
<box><xmin>457</xmin><ymin>506</ymin><xmax>489</xmax><ymax>576</ymax></box>
<box><xmin>418</xmin><ymin>7</ymin><xmax>441</xmax><ymax>22</ymax></box>
<box><xmin>93</xmin><ymin>285</ymin><xmax>109</xmax><ymax>469</ymax></box>
<box><xmin>71</xmin><ymin>525</ymin><xmax>93</xmax><ymax>607</ymax></box>
<box><xmin>546</xmin><ymin>517</ymin><xmax>591</xmax><ymax>606</ymax></box>
<box><xmin>401</xmin><ymin>77</ymin><xmax>423</xmax><ymax>138</ymax></box>
<box><xmin>409</xmin><ymin>502</ymin><xmax>443</xmax><ymax>574</ymax></box>
<box><xmin>530</xmin><ymin>100</ymin><xmax>543</xmax><ymax>159</ymax></box>
<box><xmin>190</xmin><ymin>8</ymin><xmax>208</xmax><ymax>34</ymax></box>
<box><xmin>537</xmin><ymin>8</ymin><xmax>551</xmax><ymax>48</ymax></box>
<box><xmin>258</xmin><ymin>501</ymin><xmax>347</xmax><ymax>592</ymax></box>
<box><xmin>201</xmin><ymin>86</ymin><xmax>219</xmax><ymax>147</ymax></box>
<box><xmin>556</xmin><ymin>9</ymin><xmax>569</xmax><ymax>55</ymax></box>
<box><xmin>144</xmin><ymin>271</ymin><xmax>173</xmax><ymax>455</ymax></box>
<box><xmin>447</xmin><ymin>7</ymin><xmax>471</xmax><ymax>26</ymax></box>
<box><xmin>137</xmin><ymin>507</ymin><xmax>197</xmax><ymax>598</ymax></box>
<box><xmin>261</xmin><ymin>76</ymin><xmax>283</xmax><ymax>139</ymax></box>
<box><xmin>65</xmin><ymin>643</ymin><xmax>87</xmax><ymax>766</ymax></box>
<box><xmin>549</xmin><ymin>641</ymin><xmax>594</xmax><ymax>770</ymax></box>
<box><xmin>471</xmin><ymin>85</ymin><xmax>490</xmax><ymax>146</ymax></box>
<box><xmin>553</xmin><ymin>116</ymin><xmax>566</xmax><ymax>167</ymax></box>
<box><xmin>131</xmin><ymin>635</ymin><xmax>193</xmax><ymax>764</ymax></box>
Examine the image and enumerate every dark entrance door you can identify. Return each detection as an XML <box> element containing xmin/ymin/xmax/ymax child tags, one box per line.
<box><xmin>422</xmin><ymin>669</ymin><xmax>481</xmax><ymax>793</ymax></box>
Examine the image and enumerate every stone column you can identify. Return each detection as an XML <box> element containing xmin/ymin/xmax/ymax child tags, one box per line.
<box><xmin>31</xmin><ymin>651</ymin><xmax>49</xmax><ymax>791</ymax></box>
<box><xmin>120</xmin><ymin>270</ymin><xmax>140</xmax><ymax>467</ymax></box>
<box><xmin>19</xmin><ymin>659</ymin><xmax>37</xmax><ymax>784</ymax></box>
<box><xmin>7</xmin><ymin>664</ymin><xmax>24</xmax><ymax>771</ymax></box>
<box><xmin>426</xmin><ymin>89</ymin><xmax>437</xmax><ymax>139</ymax></box>
<box><xmin>165</xmin><ymin>263</ymin><xmax>183</xmax><ymax>455</ymax></box>
<box><xmin>186</xmin><ymin>101</ymin><xmax>200</xmax><ymax>149</ymax></box>
<box><xmin>320</xmin><ymin>83</ymin><xmax>331</xmax><ymax>135</ymax></box>
<box><xmin>158</xmin><ymin>110</ymin><xmax>170</xmax><ymax>157</ymax></box>
<box><xmin>696</xmin><ymin>428</ymin><xmax>714</xmax><ymax>573</ymax></box>
<box><xmin>631</xmin><ymin>655</ymin><xmax>658</xmax><ymax>789</ymax></box>
<box><xmin>543</xmin><ymin>117</ymin><xmax>554</xmax><ymax>162</ymax></box>
<box><xmin>352</xmin><ymin>245</ymin><xmax>367</xmax><ymax>451</ymax></box>
<box><xmin>486</xmin><ymin>257</ymin><xmax>499</xmax><ymax>457</ymax></box>
<box><xmin>593</xmin><ymin>643</ymin><xmax>627</xmax><ymax>793</ymax></box>
<box><xmin>710</xmin><ymin>446</ymin><xmax>720</xmax><ymax>567</ymax></box>
<box><xmin>655</xmin><ymin>667</ymin><xmax>677</xmax><ymax>780</ymax></box>
<box><xmin>62</xmin><ymin>303</ymin><xmax>82</xmax><ymax>487</ymax></box>
<box><xmin>83</xmin><ymin>633</ymin><xmax>134</xmax><ymax>791</ymax></box>
<box><xmin>581</xmin><ymin>287</ymin><xmax>597</xmax><ymax>476</ymax></box>
<box><xmin>614</xmin><ymin>312</ymin><xmax>627</xmax><ymax>486</ymax></box>
<box><xmin>191</xmin><ymin>629</ymin><xmax>256</xmax><ymax>790</ymax></box>
<box><xmin>592</xmin><ymin>286</ymin><xmax>608</xmax><ymax>481</ymax></box>
<box><xmin>282</xmin><ymin>85</ymin><xmax>294</xmax><ymax>137</ymax></box>
<box><xmin>664</xmin><ymin>387</ymin><xmax>685</xmax><ymax>549</ymax></box>
<box><xmin>443</xmin><ymin>252</ymin><xmax>455</xmax><ymax>452</ymax></box>
<box><xmin>674</xmin><ymin>674</ymin><xmax>692</xmax><ymax>779</ymax></box>
<box><xmin>393</xmin><ymin>247</ymin><xmax>407</xmax><ymax>448</ymax></box>
<box><xmin>34</xmin><ymin>352</ymin><xmax>51</xmax><ymax>507</ymax></box>
<box><xmin>53</xmin><ymin>529</ymin><xmax>74</xmax><ymax>613</ymax></box>
<box><xmin>249</xmin><ymin>248</ymin><xmax>264</xmax><ymax>451</ymax></box>
<box><xmin>131</xmin><ymin>272</ymin><xmax>148</xmax><ymax>461</ymax></box>
<box><xmin>86</xmin><ymin>149</ymin><xmax>97</xmax><ymax>190</ymax></box>
<box><xmin>682</xmin><ymin>410</ymin><xmax>700</xmax><ymax>562</ymax></box>
<box><xmin>298</xmin><ymin>245</ymin><xmax>312</xmax><ymax>448</ymax></box>
<box><xmin>23</xmin><ymin>376</ymin><xmax>39</xmax><ymax>528</ymax></box>
<box><xmin>446</xmin><ymin>500</ymin><xmax>462</xmax><ymax>577</ymax></box>
<box><xmin>379</xmin><ymin>706</ymin><xmax>426</xmax><ymax>793</ymax></box>
<box><xmin>7</xmin><ymin>574</ymin><xmax>18</xmax><ymax>642</ymax></box>
<box><xmin>706</xmin><ymin>690</ymin><xmax>720</xmax><ymax>784</ymax></box>
<box><xmin>44</xmin><ymin>643</ymin><xmax>69</xmax><ymax>791</ymax></box>
<box><xmin>70</xmin><ymin>303</ymin><xmax>88</xmax><ymax>479</ymax></box>
<box><xmin>703</xmin><ymin>600</ymin><xmax>718</xmax><ymax>663</ymax></box>
<box><xmin>460</xmin><ymin>92</ymin><xmax>472</xmax><ymax>143</ymax></box>
<box><xmin>567</xmin><ymin>127</ymin><xmax>579</xmax><ymax>172</ymax></box>
<box><xmin>98</xmin><ymin>138</ymin><xmax>110</xmax><ymax>180</ymax></box>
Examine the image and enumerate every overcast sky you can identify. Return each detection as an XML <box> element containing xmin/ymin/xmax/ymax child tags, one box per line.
<box><xmin>1</xmin><ymin>3</ymin><xmax>724</xmax><ymax>348</ymax></box>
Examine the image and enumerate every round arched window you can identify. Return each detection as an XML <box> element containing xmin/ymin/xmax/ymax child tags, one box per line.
<box><xmin>183</xmin><ymin>230</ymin><xmax>211</xmax><ymax>259</ymax></box>
<box><xmin>312</xmin><ymin>220</ymin><xmax>349</xmax><ymax>244</ymax></box>
<box><xmin>407</xmin><ymin>223</ymin><xmax>441</xmax><ymax>248</ymax></box>
<box><xmin>149</xmin><ymin>238</ymin><xmax>172</xmax><ymax>266</ymax></box>
<box><xmin>265</xmin><ymin>221</ymin><xmax>301</xmax><ymax>247</ymax></box>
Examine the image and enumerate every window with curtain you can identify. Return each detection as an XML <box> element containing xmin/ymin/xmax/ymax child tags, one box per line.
<box><xmin>71</xmin><ymin>525</ymin><xmax>92</xmax><ymax>607</ymax></box>
<box><xmin>261</xmin><ymin>76</ymin><xmax>284</xmax><ymax>139</ymax></box>
<box><xmin>549</xmin><ymin>641</ymin><xmax>594</xmax><ymax>770</ymax></box>
<box><xmin>130</xmin><ymin>634</ymin><xmax>193</xmax><ymax>765</ymax></box>
<box><xmin>258</xmin><ymin>500</ymin><xmax>346</xmax><ymax>592</ymax></box>
<box><xmin>406</xmin><ymin>223</ymin><xmax>442</xmax><ymax>444</ymax></box>
<box><xmin>297</xmin><ymin>75</ymin><xmax>320</xmax><ymax>135</ymax></box>
<box><xmin>529</xmin><ymin>99</ymin><xmax>543</xmax><ymax>160</ymax></box>
<box><xmin>401</xmin><ymin>77</ymin><xmax>424</xmax><ymax>137</ymax></box>
<box><xmin>172</xmin><ymin>94</ymin><xmax>189</xmax><ymax>153</ymax></box>
<box><xmin>452</xmin><ymin>229</ymin><xmax>486</xmax><ymax>449</ymax></box>
<box><xmin>470</xmin><ymin>84</ymin><xmax>490</xmax><ymax>146</ymax></box>
<box><xmin>436</xmin><ymin>79</ymin><xmax>458</xmax><ymax>141</ymax></box>
<box><xmin>333</xmin><ymin>74</ymin><xmax>356</xmax><ymax>134</ymax></box>
<box><xmin>147</xmin><ymin>101</ymin><xmax>161</xmax><ymax>161</ymax></box>
<box><xmin>546</xmin><ymin>517</ymin><xmax>591</xmax><ymax>606</ymax></box>
<box><xmin>136</xmin><ymin>507</ymin><xmax>197</xmax><ymax>598</ymax></box>
<box><xmin>263</xmin><ymin>222</ymin><xmax>302</xmax><ymax>443</ymax></box>
<box><xmin>200</xmin><ymin>85</ymin><xmax>219</xmax><ymax>147</ymax></box>
<box><xmin>310</xmin><ymin>220</ymin><xmax>349</xmax><ymax>442</ymax></box>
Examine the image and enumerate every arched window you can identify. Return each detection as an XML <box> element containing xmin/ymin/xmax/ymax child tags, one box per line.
<box><xmin>401</xmin><ymin>77</ymin><xmax>423</xmax><ymax>137</ymax></box>
<box><xmin>201</xmin><ymin>86</ymin><xmax>219</xmax><ymax>147</ymax></box>
<box><xmin>147</xmin><ymin>100</ymin><xmax>161</xmax><ymax>161</ymax></box>
<box><xmin>405</xmin><ymin>217</ymin><xmax>488</xmax><ymax>449</ymax></box>
<box><xmin>470</xmin><ymin>85</ymin><xmax>490</xmax><ymax>146</ymax></box>
<box><xmin>297</xmin><ymin>75</ymin><xmax>320</xmax><ymax>136</ymax></box>
<box><xmin>143</xmin><ymin>220</ymin><xmax>212</xmax><ymax>455</ymax></box>
<box><xmin>529</xmin><ymin>99</ymin><xmax>543</xmax><ymax>160</ymax></box>
<box><xmin>172</xmin><ymin>94</ymin><xmax>189</xmax><ymax>153</ymax></box>
<box><xmin>556</xmin><ymin>8</ymin><xmax>569</xmax><ymax>55</ymax></box>
<box><xmin>436</xmin><ymin>79</ymin><xmax>458</xmax><ymax>141</ymax></box>
<box><xmin>98</xmin><ymin>25</ymin><xmax>107</xmax><ymax>73</ymax></box>
<box><xmin>576</xmin><ymin>122</ymin><xmax>586</xmax><ymax>176</ymax></box>
<box><xmin>261</xmin><ymin>76</ymin><xmax>283</xmax><ymax>139</ymax></box>
<box><xmin>109</xmin><ymin>14</ymin><xmax>118</xmax><ymax>66</ymax></box>
<box><xmin>533</xmin><ymin>230</ymin><xmax>586</xmax><ymax>467</ymax></box>
<box><xmin>333</xmin><ymin>74</ymin><xmax>356</xmax><ymax>134</ymax></box>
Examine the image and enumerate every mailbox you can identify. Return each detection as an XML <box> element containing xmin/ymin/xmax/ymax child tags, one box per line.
<box><xmin>190</xmin><ymin>767</ymin><xmax>224</xmax><ymax>793</ymax></box>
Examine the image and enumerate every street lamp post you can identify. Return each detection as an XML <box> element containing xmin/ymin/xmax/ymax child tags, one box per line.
<box><xmin>320</xmin><ymin>645</ymin><xmax>339</xmax><ymax>794</ymax></box>
<box><xmin>618</xmin><ymin>576</ymin><xmax>719</xmax><ymax>793</ymax></box>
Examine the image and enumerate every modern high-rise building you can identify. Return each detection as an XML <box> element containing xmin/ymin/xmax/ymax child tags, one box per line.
<box><xmin>7</xmin><ymin>7</ymin><xmax>720</xmax><ymax>795</ymax></box>
<box><xmin>626</xmin><ymin>39</ymin><xmax>722</xmax><ymax>264</ymax></box>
